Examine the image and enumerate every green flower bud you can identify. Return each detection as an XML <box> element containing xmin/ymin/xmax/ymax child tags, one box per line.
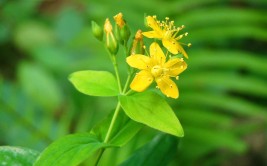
<box><xmin>104</xmin><ymin>18</ymin><xmax>119</xmax><ymax>55</ymax></box>
<box><xmin>114</xmin><ymin>24</ymin><xmax>122</xmax><ymax>43</ymax></box>
<box><xmin>114</xmin><ymin>12</ymin><xmax>131</xmax><ymax>44</ymax></box>
<box><xmin>106</xmin><ymin>32</ymin><xmax>119</xmax><ymax>55</ymax></box>
<box><xmin>129</xmin><ymin>30</ymin><xmax>144</xmax><ymax>55</ymax></box>
<box><xmin>91</xmin><ymin>21</ymin><xmax>103</xmax><ymax>41</ymax></box>
<box><xmin>120</xmin><ymin>24</ymin><xmax>131</xmax><ymax>44</ymax></box>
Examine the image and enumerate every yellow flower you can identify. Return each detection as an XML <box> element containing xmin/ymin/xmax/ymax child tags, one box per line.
<box><xmin>126</xmin><ymin>42</ymin><xmax>187</xmax><ymax>99</ymax></box>
<box><xmin>142</xmin><ymin>16</ymin><xmax>191</xmax><ymax>58</ymax></box>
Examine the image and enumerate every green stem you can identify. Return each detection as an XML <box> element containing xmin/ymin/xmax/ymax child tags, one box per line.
<box><xmin>94</xmin><ymin>102</ymin><xmax>121</xmax><ymax>166</ymax></box>
<box><xmin>125</xmin><ymin>89</ymin><xmax>133</xmax><ymax>96</ymax></box>
<box><xmin>104</xmin><ymin>102</ymin><xmax>121</xmax><ymax>142</ymax></box>
<box><xmin>94</xmin><ymin>149</ymin><xmax>105</xmax><ymax>166</ymax></box>
<box><xmin>122</xmin><ymin>74</ymin><xmax>131</xmax><ymax>94</ymax></box>
<box><xmin>95</xmin><ymin>44</ymin><xmax>130</xmax><ymax>165</ymax></box>
<box><xmin>111</xmin><ymin>55</ymin><xmax>122</xmax><ymax>93</ymax></box>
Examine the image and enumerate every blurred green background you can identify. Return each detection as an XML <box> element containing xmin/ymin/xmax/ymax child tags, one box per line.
<box><xmin>0</xmin><ymin>0</ymin><xmax>266</xmax><ymax>165</ymax></box>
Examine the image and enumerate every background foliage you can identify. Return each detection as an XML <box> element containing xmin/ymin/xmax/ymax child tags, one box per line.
<box><xmin>0</xmin><ymin>0</ymin><xmax>266</xmax><ymax>165</ymax></box>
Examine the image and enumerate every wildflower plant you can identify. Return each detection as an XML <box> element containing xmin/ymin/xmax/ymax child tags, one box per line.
<box><xmin>32</xmin><ymin>13</ymin><xmax>191</xmax><ymax>165</ymax></box>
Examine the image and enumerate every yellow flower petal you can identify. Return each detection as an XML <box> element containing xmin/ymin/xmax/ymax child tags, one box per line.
<box><xmin>162</xmin><ymin>38</ymin><xmax>178</xmax><ymax>55</ymax></box>
<box><xmin>142</xmin><ymin>31</ymin><xmax>162</xmax><ymax>39</ymax></box>
<box><xmin>162</xmin><ymin>38</ymin><xmax>188</xmax><ymax>58</ymax></box>
<box><xmin>149</xmin><ymin>42</ymin><xmax>166</xmax><ymax>65</ymax></box>
<box><xmin>146</xmin><ymin>16</ymin><xmax>161</xmax><ymax>32</ymax></box>
<box><xmin>164</xmin><ymin>58</ymin><xmax>187</xmax><ymax>76</ymax></box>
<box><xmin>176</xmin><ymin>43</ymin><xmax>189</xmax><ymax>59</ymax></box>
<box><xmin>130</xmin><ymin>70</ymin><xmax>153</xmax><ymax>92</ymax></box>
<box><xmin>126</xmin><ymin>54</ymin><xmax>152</xmax><ymax>70</ymax></box>
<box><xmin>156</xmin><ymin>76</ymin><xmax>178</xmax><ymax>99</ymax></box>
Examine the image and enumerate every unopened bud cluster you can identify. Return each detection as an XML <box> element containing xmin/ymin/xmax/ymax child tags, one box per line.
<box><xmin>114</xmin><ymin>13</ymin><xmax>131</xmax><ymax>45</ymax></box>
<box><xmin>91</xmin><ymin>12</ymin><xmax>131</xmax><ymax>55</ymax></box>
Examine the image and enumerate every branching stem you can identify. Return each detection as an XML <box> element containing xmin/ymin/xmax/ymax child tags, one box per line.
<box><xmin>94</xmin><ymin>102</ymin><xmax>121</xmax><ymax>166</ymax></box>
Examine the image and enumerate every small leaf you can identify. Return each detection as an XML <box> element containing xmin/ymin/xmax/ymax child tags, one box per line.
<box><xmin>91</xmin><ymin>109</ymin><xmax>143</xmax><ymax>146</ymax></box>
<box><xmin>0</xmin><ymin>146</ymin><xmax>39</xmax><ymax>166</ymax></box>
<box><xmin>69</xmin><ymin>70</ymin><xmax>119</xmax><ymax>96</ymax></box>
<box><xmin>120</xmin><ymin>134</ymin><xmax>179</xmax><ymax>166</ymax></box>
<box><xmin>34</xmin><ymin>133</ymin><xmax>111</xmax><ymax>166</ymax></box>
<box><xmin>119</xmin><ymin>91</ymin><xmax>184</xmax><ymax>137</ymax></box>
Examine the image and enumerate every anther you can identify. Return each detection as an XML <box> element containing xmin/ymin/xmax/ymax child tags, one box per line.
<box><xmin>185</xmin><ymin>32</ymin><xmax>188</xmax><ymax>36</ymax></box>
<box><xmin>188</xmin><ymin>43</ymin><xmax>192</xmax><ymax>47</ymax></box>
<box><xmin>176</xmin><ymin>76</ymin><xmax>179</xmax><ymax>80</ymax></box>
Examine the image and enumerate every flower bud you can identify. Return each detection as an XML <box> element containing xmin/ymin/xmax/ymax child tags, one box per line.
<box><xmin>114</xmin><ymin>12</ymin><xmax>131</xmax><ymax>44</ymax></box>
<box><xmin>104</xmin><ymin>18</ymin><xmax>118</xmax><ymax>55</ymax></box>
<box><xmin>129</xmin><ymin>30</ymin><xmax>144</xmax><ymax>55</ymax></box>
<box><xmin>120</xmin><ymin>24</ymin><xmax>131</xmax><ymax>43</ymax></box>
<box><xmin>114</xmin><ymin>24</ymin><xmax>122</xmax><ymax>43</ymax></box>
<box><xmin>91</xmin><ymin>21</ymin><xmax>103</xmax><ymax>41</ymax></box>
<box><xmin>114</xmin><ymin>13</ymin><xmax>125</xmax><ymax>28</ymax></box>
<box><xmin>144</xmin><ymin>13</ymin><xmax>149</xmax><ymax>28</ymax></box>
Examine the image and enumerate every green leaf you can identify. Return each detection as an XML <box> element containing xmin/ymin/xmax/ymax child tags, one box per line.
<box><xmin>91</xmin><ymin>109</ymin><xmax>143</xmax><ymax>147</ymax></box>
<box><xmin>119</xmin><ymin>91</ymin><xmax>184</xmax><ymax>137</ymax></box>
<box><xmin>34</xmin><ymin>133</ymin><xmax>111</xmax><ymax>166</ymax></box>
<box><xmin>69</xmin><ymin>70</ymin><xmax>119</xmax><ymax>97</ymax></box>
<box><xmin>119</xmin><ymin>134</ymin><xmax>178</xmax><ymax>166</ymax></box>
<box><xmin>0</xmin><ymin>146</ymin><xmax>39</xmax><ymax>166</ymax></box>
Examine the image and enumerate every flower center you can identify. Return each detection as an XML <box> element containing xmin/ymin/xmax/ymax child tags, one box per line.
<box><xmin>151</xmin><ymin>65</ymin><xmax>163</xmax><ymax>78</ymax></box>
<box><xmin>163</xmin><ymin>30</ymin><xmax>172</xmax><ymax>39</ymax></box>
